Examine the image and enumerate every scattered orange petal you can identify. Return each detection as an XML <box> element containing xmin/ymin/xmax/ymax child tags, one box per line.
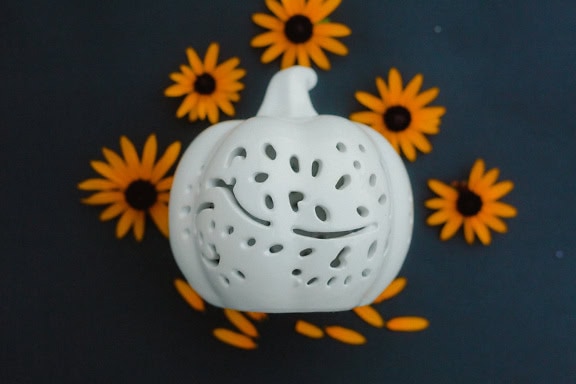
<box><xmin>213</xmin><ymin>328</ymin><xmax>257</xmax><ymax>350</ymax></box>
<box><xmin>174</xmin><ymin>278</ymin><xmax>205</xmax><ymax>312</ymax></box>
<box><xmin>373</xmin><ymin>277</ymin><xmax>407</xmax><ymax>304</ymax></box>
<box><xmin>224</xmin><ymin>309</ymin><xmax>259</xmax><ymax>338</ymax></box>
<box><xmin>246</xmin><ymin>312</ymin><xmax>268</xmax><ymax>321</ymax></box>
<box><xmin>353</xmin><ymin>305</ymin><xmax>385</xmax><ymax>328</ymax></box>
<box><xmin>295</xmin><ymin>320</ymin><xmax>324</xmax><ymax>339</ymax></box>
<box><xmin>386</xmin><ymin>316</ymin><xmax>429</xmax><ymax>332</ymax></box>
<box><xmin>325</xmin><ymin>326</ymin><xmax>366</xmax><ymax>345</ymax></box>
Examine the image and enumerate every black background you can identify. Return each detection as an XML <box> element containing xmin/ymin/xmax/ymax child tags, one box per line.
<box><xmin>2</xmin><ymin>1</ymin><xmax>575</xmax><ymax>383</ymax></box>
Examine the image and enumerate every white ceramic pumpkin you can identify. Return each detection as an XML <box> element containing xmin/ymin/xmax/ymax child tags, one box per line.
<box><xmin>169</xmin><ymin>66</ymin><xmax>413</xmax><ymax>312</ymax></box>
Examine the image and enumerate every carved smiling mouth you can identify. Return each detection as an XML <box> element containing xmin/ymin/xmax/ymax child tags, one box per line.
<box><xmin>206</xmin><ymin>177</ymin><xmax>377</xmax><ymax>239</ymax></box>
<box><xmin>292</xmin><ymin>223</ymin><xmax>378</xmax><ymax>239</ymax></box>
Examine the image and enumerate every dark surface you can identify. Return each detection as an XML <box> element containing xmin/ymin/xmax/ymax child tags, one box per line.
<box><xmin>2</xmin><ymin>1</ymin><xmax>575</xmax><ymax>383</ymax></box>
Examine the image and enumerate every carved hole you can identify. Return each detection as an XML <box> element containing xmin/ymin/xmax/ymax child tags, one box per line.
<box><xmin>225</xmin><ymin>226</ymin><xmax>234</xmax><ymax>235</ymax></box>
<box><xmin>299</xmin><ymin>248</ymin><xmax>314</xmax><ymax>257</ymax></box>
<box><xmin>269</xmin><ymin>244</ymin><xmax>284</xmax><ymax>254</ymax></box>
<box><xmin>235</xmin><ymin>270</ymin><xmax>246</xmax><ymax>279</ymax></box>
<box><xmin>265</xmin><ymin>195</ymin><xmax>274</xmax><ymax>210</ymax></box>
<box><xmin>254</xmin><ymin>172</ymin><xmax>269</xmax><ymax>183</ymax></box>
<box><xmin>362</xmin><ymin>269</ymin><xmax>371</xmax><ymax>277</ymax></box>
<box><xmin>315</xmin><ymin>205</ymin><xmax>328</xmax><ymax>222</ymax></box>
<box><xmin>306</xmin><ymin>277</ymin><xmax>319</xmax><ymax>286</ymax></box>
<box><xmin>336</xmin><ymin>142</ymin><xmax>346</xmax><ymax>152</ymax></box>
<box><xmin>353</xmin><ymin>160</ymin><xmax>361</xmax><ymax>169</ymax></box>
<box><xmin>378</xmin><ymin>194</ymin><xmax>387</xmax><ymax>205</ymax></box>
<box><xmin>335</xmin><ymin>175</ymin><xmax>351</xmax><ymax>190</ymax></box>
<box><xmin>247</xmin><ymin>238</ymin><xmax>256</xmax><ymax>246</ymax></box>
<box><xmin>210</xmin><ymin>220</ymin><xmax>216</xmax><ymax>230</ymax></box>
<box><xmin>220</xmin><ymin>275</ymin><xmax>230</xmax><ymax>287</ymax></box>
<box><xmin>264</xmin><ymin>144</ymin><xmax>277</xmax><ymax>160</ymax></box>
<box><xmin>289</xmin><ymin>191</ymin><xmax>304</xmax><ymax>212</ymax></box>
<box><xmin>180</xmin><ymin>205</ymin><xmax>191</xmax><ymax>218</ymax></box>
<box><xmin>327</xmin><ymin>277</ymin><xmax>336</xmax><ymax>286</ymax></box>
<box><xmin>292</xmin><ymin>269</ymin><xmax>302</xmax><ymax>276</ymax></box>
<box><xmin>344</xmin><ymin>275</ymin><xmax>352</xmax><ymax>285</ymax></box>
<box><xmin>290</xmin><ymin>156</ymin><xmax>300</xmax><ymax>173</ymax></box>
<box><xmin>227</xmin><ymin>147</ymin><xmax>247</xmax><ymax>166</ymax></box>
<box><xmin>358</xmin><ymin>144</ymin><xmax>366</xmax><ymax>152</ymax></box>
<box><xmin>330</xmin><ymin>246</ymin><xmax>350</xmax><ymax>268</ymax></box>
<box><xmin>367</xmin><ymin>240</ymin><xmax>377</xmax><ymax>259</ymax></box>
<box><xmin>356</xmin><ymin>206</ymin><xmax>369</xmax><ymax>217</ymax></box>
<box><xmin>196</xmin><ymin>202</ymin><xmax>215</xmax><ymax>214</ymax></box>
<box><xmin>369</xmin><ymin>174</ymin><xmax>377</xmax><ymax>186</ymax></box>
<box><xmin>182</xmin><ymin>228</ymin><xmax>191</xmax><ymax>239</ymax></box>
<box><xmin>311</xmin><ymin>160</ymin><xmax>321</xmax><ymax>177</ymax></box>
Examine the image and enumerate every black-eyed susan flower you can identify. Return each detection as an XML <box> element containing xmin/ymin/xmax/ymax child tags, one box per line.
<box><xmin>350</xmin><ymin>68</ymin><xmax>446</xmax><ymax>162</ymax></box>
<box><xmin>251</xmin><ymin>0</ymin><xmax>351</xmax><ymax>70</ymax></box>
<box><xmin>165</xmin><ymin>42</ymin><xmax>245</xmax><ymax>124</ymax></box>
<box><xmin>78</xmin><ymin>135</ymin><xmax>181</xmax><ymax>241</ymax></box>
<box><xmin>426</xmin><ymin>159</ymin><xmax>517</xmax><ymax>245</ymax></box>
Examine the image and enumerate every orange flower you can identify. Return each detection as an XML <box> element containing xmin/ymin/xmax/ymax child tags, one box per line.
<box><xmin>426</xmin><ymin>159</ymin><xmax>517</xmax><ymax>245</ymax></box>
<box><xmin>251</xmin><ymin>0</ymin><xmax>351</xmax><ymax>70</ymax></box>
<box><xmin>78</xmin><ymin>135</ymin><xmax>180</xmax><ymax>241</ymax></box>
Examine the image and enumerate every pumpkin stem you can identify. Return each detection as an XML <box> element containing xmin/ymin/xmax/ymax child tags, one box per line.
<box><xmin>256</xmin><ymin>66</ymin><xmax>318</xmax><ymax>119</ymax></box>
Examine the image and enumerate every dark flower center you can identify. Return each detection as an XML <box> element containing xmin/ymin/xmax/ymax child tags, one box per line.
<box><xmin>383</xmin><ymin>106</ymin><xmax>412</xmax><ymax>132</ymax></box>
<box><xmin>456</xmin><ymin>186</ymin><xmax>483</xmax><ymax>217</ymax></box>
<box><xmin>125</xmin><ymin>180</ymin><xmax>158</xmax><ymax>210</ymax></box>
<box><xmin>284</xmin><ymin>15</ymin><xmax>313</xmax><ymax>43</ymax></box>
<box><xmin>194</xmin><ymin>73</ymin><xmax>216</xmax><ymax>95</ymax></box>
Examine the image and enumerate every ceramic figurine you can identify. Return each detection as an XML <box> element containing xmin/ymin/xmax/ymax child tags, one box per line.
<box><xmin>169</xmin><ymin>66</ymin><xmax>413</xmax><ymax>312</ymax></box>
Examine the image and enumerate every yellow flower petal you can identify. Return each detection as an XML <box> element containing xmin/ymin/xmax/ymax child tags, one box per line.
<box><xmin>311</xmin><ymin>0</ymin><xmax>342</xmax><ymax>22</ymax></box>
<box><xmin>164</xmin><ymin>83</ymin><xmax>191</xmax><ymax>97</ymax></box>
<box><xmin>176</xmin><ymin>92</ymin><xmax>199</xmax><ymax>118</ymax></box>
<box><xmin>306</xmin><ymin>41</ymin><xmax>330</xmax><ymax>70</ymax></box>
<box><xmin>251</xmin><ymin>31</ymin><xmax>283</xmax><ymax>47</ymax></box>
<box><xmin>468</xmin><ymin>159</ymin><xmax>486</xmax><ymax>188</ymax></box>
<box><xmin>483</xmin><ymin>201</ymin><xmax>518</xmax><ymax>218</ymax></box>
<box><xmin>386</xmin><ymin>316</ymin><xmax>429</xmax><ymax>332</ymax></box>
<box><xmin>413</xmin><ymin>87</ymin><xmax>440</xmax><ymax>108</ymax></box>
<box><xmin>116</xmin><ymin>208</ymin><xmax>137</xmax><ymax>239</ymax></box>
<box><xmin>353</xmin><ymin>305</ymin><xmax>384</xmax><ymax>328</ymax></box>
<box><xmin>428</xmin><ymin>179</ymin><xmax>458</xmax><ymax>200</ymax></box>
<box><xmin>149</xmin><ymin>202</ymin><xmax>169</xmax><ymax>237</ymax></box>
<box><xmin>296</xmin><ymin>44</ymin><xmax>311</xmax><ymax>67</ymax></box>
<box><xmin>246</xmin><ymin>312</ymin><xmax>268</xmax><ymax>321</ymax></box>
<box><xmin>463</xmin><ymin>218</ymin><xmax>475</xmax><ymax>244</ymax></box>
<box><xmin>120</xmin><ymin>136</ymin><xmax>140</xmax><ymax>172</ymax></box>
<box><xmin>314</xmin><ymin>35</ymin><xmax>348</xmax><ymax>55</ymax></box>
<box><xmin>427</xmin><ymin>209</ymin><xmax>452</xmax><ymax>225</ymax></box>
<box><xmin>213</xmin><ymin>328</ymin><xmax>257</xmax><ymax>350</ymax></box>
<box><xmin>281</xmin><ymin>45</ymin><xmax>297</xmax><ymax>69</ymax></box>
<box><xmin>151</xmin><ymin>141</ymin><xmax>181</xmax><ymax>183</ymax></box>
<box><xmin>295</xmin><ymin>320</ymin><xmax>324</xmax><ymax>339</ymax></box>
<box><xmin>388</xmin><ymin>68</ymin><xmax>403</xmax><ymax>98</ymax></box>
<box><xmin>78</xmin><ymin>178</ymin><xmax>119</xmax><ymax>191</ymax></box>
<box><xmin>140</xmin><ymin>134</ymin><xmax>157</xmax><ymax>180</ymax></box>
<box><xmin>325</xmin><ymin>326</ymin><xmax>366</xmax><ymax>345</ymax></box>
<box><xmin>478</xmin><ymin>211</ymin><xmax>508</xmax><ymax>233</ymax></box>
<box><xmin>224</xmin><ymin>309</ymin><xmax>259</xmax><ymax>338</ymax></box>
<box><xmin>133</xmin><ymin>210</ymin><xmax>145</xmax><ymax>242</ymax></box>
<box><xmin>155</xmin><ymin>176</ymin><xmax>173</xmax><ymax>192</ymax></box>
<box><xmin>186</xmin><ymin>47</ymin><xmax>204</xmax><ymax>74</ymax></box>
<box><xmin>440</xmin><ymin>215</ymin><xmax>464</xmax><ymax>240</ymax></box>
<box><xmin>265</xmin><ymin>0</ymin><xmax>289</xmax><ymax>21</ymax></box>
<box><xmin>81</xmin><ymin>191</ymin><xmax>124</xmax><ymax>206</ymax></box>
<box><xmin>99</xmin><ymin>201</ymin><xmax>127</xmax><ymax>221</ymax></box>
<box><xmin>402</xmin><ymin>73</ymin><xmax>423</xmax><ymax>100</ymax></box>
<box><xmin>281</xmin><ymin>0</ymin><xmax>305</xmax><ymax>15</ymax></box>
<box><xmin>373</xmin><ymin>277</ymin><xmax>407</xmax><ymax>303</ymax></box>
<box><xmin>204</xmin><ymin>42</ymin><xmax>219</xmax><ymax>72</ymax></box>
<box><xmin>425</xmin><ymin>197</ymin><xmax>451</xmax><ymax>210</ymax></box>
<box><xmin>470</xmin><ymin>216</ymin><xmax>492</xmax><ymax>245</ymax></box>
<box><xmin>355</xmin><ymin>91</ymin><xmax>385</xmax><ymax>113</ymax></box>
<box><xmin>314</xmin><ymin>23</ymin><xmax>351</xmax><ymax>37</ymax></box>
<box><xmin>484</xmin><ymin>181</ymin><xmax>514</xmax><ymax>201</ymax></box>
<box><xmin>174</xmin><ymin>278</ymin><xmax>205</xmax><ymax>312</ymax></box>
